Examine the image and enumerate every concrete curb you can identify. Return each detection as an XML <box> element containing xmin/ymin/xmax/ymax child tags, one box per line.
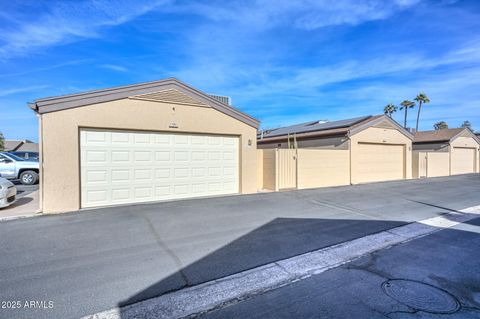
<box><xmin>82</xmin><ymin>205</ymin><xmax>480</xmax><ymax>319</ymax></box>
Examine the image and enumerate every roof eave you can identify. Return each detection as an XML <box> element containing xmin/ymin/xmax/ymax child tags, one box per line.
<box><xmin>257</xmin><ymin>131</ymin><xmax>348</xmax><ymax>143</ymax></box>
<box><xmin>28</xmin><ymin>78</ymin><xmax>259</xmax><ymax>129</ymax></box>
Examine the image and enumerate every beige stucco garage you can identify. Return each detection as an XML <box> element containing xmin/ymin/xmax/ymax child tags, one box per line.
<box><xmin>413</xmin><ymin>128</ymin><xmax>480</xmax><ymax>178</ymax></box>
<box><xmin>258</xmin><ymin>115</ymin><xmax>413</xmax><ymax>188</ymax></box>
<box><xmin>30</xmin><ymin>78</ymin><xmax>259</xmax><ymax>213</ymax></box>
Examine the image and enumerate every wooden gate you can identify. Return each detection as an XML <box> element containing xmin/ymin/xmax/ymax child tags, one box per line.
<box><xmin>277</xmin><ymin>149</ymin><xmax>297</xmax><ymax>190</ymax></box>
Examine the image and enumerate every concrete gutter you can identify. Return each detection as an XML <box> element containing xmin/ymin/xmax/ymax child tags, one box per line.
<box><xmin>82</xmin><ymin>204</ymin><xmax>480</xmax><ymax>319</ymax></box>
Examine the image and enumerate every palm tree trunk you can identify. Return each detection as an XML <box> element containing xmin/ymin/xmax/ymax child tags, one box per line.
<box><xmin>404</xmin><ymin>108</ymin><xmax>407</xmax><ymax>128</ymax></box>
<box><xmin>415</xmin><ymin>101</ymin><xmax>422</xmax><ymax>131</ymax></box>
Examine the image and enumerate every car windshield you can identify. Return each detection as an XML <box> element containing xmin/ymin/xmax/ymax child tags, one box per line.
<box><xmin>5</xmin><ymin>153</ymin><xmax>24</xmax><ymax>161</ymax></box>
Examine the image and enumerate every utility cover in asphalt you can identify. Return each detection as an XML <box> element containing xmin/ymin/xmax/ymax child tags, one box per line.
<box><xmin>382</xmin><ymin>279</ymin><xmax>460</xmax><ymax>314</ymax></box>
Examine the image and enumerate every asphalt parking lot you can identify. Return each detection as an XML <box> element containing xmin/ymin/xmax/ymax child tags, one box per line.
<box><xmin>0</xmin><ymin>174</ymin><xmax>479</xmax><ymax>319</ymax></box>
<box><xmin>202</xmin><ymin>216</ymin><xmax>480</xmax><ymax>319</ymax></box>
<box><xmin>12</xmin><ymin>180</ymin><xmax>38</xmax><ymax>198</ymax></box>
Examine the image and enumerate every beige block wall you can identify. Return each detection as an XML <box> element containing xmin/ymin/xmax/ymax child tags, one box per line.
<box><xmin>350</xmin><ymin>127</ymin><xmax>412</xmax><ymax>184</ymax></box>
<box><xmin>412</xmin><ymin>151</ymin><xmax>421</xmax><ymax>179</ymax></box>
<box><xmin>256</xmin><ymin>150</ymin><xmax>264</xmax><ymax>190</ymax></box>
<box><xmin>262</xmin><ymin>149</ymin><xmax>277</xmax><ymax>191</ymax></box>
<box><xmin>297</xmin><ymin>149</ymin><xmax>350</xmax><ymax>189</ymax></box>
<box><xmin>40</xmin><ymin>98</ymin><xmax>258</xmax><ymax>213</ymax></box>
<box><xmin>427</xmin><ymin>152</ymin><xmax>450</xmax><ymax>177</ymax></box>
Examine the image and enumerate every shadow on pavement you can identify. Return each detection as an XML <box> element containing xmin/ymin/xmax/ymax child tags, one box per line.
<box><xmin>10</xmin><ymin>196</ymin><xmax>33</xmax><ymax>207</ymax></box>
<box><xmin>118</xmin><ymin>217</ymin><xmax>405</xmax><ymax>309</ymax></box>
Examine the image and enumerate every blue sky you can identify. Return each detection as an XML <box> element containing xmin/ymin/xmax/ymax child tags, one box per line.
<box><xmin>1</xmin><ymin>0</ymin><xmax>480</xmax><ymax>142</ymax></box>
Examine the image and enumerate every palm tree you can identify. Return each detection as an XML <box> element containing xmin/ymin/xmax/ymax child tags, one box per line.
<box><xmin>383</xmin><ymin>104</ymin><xmax>397</xmax><ymax>118</ymax></box>
<box><xmin>434</xmin><ymin>121</ymin><xmax>448</xmax><ymax>130</ymax></box>
<box><xmin>414</xmin><ymin>92</ymin><xmax>430</xmax><ymax>131</ymax></box>
<box><xmin>399</xmin><ymin>100</ymin><xmax>415</xmax><ymax>128</ymax></box>
<box><xmin>461</xmin><ymin>120</ymin><xmax>472</xmax><ymax>129</ymax></box>
<box><xmin>0</xmin><ymin>131</ymin><xmax>4</xmax><ymax>151</ymax></box>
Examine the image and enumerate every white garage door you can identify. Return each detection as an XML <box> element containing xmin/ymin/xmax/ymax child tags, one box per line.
<box><xmin>80</xmin><ymin>129</ymin><xmax>239</xmax><ymax>208</ymax></box>
<box><xmin>356</xmin><ymin>143</ymin><xmax>405</xmax><ymax>183</ymax></box>
<box><xmin>451</xmin><ymin>147</ymin><xmax>476</xmax><ymax>175</ymax></box>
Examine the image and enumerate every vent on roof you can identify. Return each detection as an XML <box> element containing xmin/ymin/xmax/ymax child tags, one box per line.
<box><xmin>208</xmin><ymin>94</ymin><xmax>231</xmax><ymax>105</ymax></box>
<box><xmin>306</xmin><ymin>120</ymin><xmax>328</xmax><ymax>126</ymax></box>
<box><xmin>131</xmin><ymin>89</ymin><xmax>207</xmax><ymax>106</ymax></box>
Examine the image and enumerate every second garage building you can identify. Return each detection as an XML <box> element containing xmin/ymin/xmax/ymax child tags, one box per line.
<box><xmin>412</xmin><ymin>127</ymin><xmax>480</xmax><ymax>178</ymax></box>
<box><xmin>258</xmin><ymin>114</ymin><xmax>413</xmax><ymax>186</ymax></box>
<box><xmin>30</xmin><ymin>78</ymin><xmax>260</xmax><ymax>213</ymax></box>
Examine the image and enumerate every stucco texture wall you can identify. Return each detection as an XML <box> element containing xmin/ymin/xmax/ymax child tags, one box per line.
<box><xmin>40</xmin><ymin>98</ymin><xmax>258</xmax><ymax>213</ymax></box>
<box><xmin>297</xmin><ymin>149</ymin><xmax>350</xmax><ymax>189</ymax></box>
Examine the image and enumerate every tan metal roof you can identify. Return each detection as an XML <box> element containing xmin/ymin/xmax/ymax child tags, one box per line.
<box><xmin>29</xmin><ymin>78</ymin><xmax>259</xmax><ymax>128</ymax></box>
<box><xmin>413</xmin><ymin>128</ymin><xmax>465</xmax><ymax>143</ymax></box>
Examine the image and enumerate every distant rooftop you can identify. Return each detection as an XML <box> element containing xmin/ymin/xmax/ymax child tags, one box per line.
<box><xmin>413</xmin><ymin>128</ymin><xmax>466</xmax><ymax>143</ymax></box>
<box><xmin>259</xmin><ymin>115</ymin><xmax>372</xmax><ymax>138</ymax></box>
<box><xmin>3</xmin><ymin>140</ymin><xmax>38</xmax><ymax>152</ymax></box>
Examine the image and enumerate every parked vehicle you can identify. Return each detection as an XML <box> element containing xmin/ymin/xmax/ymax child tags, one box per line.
<box><xmin>9</xmin><ymin>151</ymin><xmax>39</xmax><ymax>161</ymax></box>
<box><xmin>0</xmin><ymin>177</ymin><xmax>16</xmax><ymax>208</ymax></box>
<box><xmin>0</xmin><ymin>152</ymin><xmax>40</xmax><ymax>185</ymax></box>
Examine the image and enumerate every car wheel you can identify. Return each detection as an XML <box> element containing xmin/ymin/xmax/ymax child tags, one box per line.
<box><xmin>20</xmin><ymin>171</ymin><xmax>38</xmax><ymax>185</ymax></box>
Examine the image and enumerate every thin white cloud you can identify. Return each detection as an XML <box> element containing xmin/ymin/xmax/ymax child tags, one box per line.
<box><xmin>0</xmin><ymin>85</ymin><xmax>49</xmax><ymax>97</ymax></box>
<box><xmin>0</xmin><ymin>0</ymin><xmax>422</xmax><ymax>59</ymax></box>
<box><xmin>0</xmin><ymin>0</ymin><xmax>170</xmax><ymax>59</ymax></box>
<box><xmin>100</xmin><ymin>64</ymin><xmax>129</xmax><ymax>72</ymax></box>
<box><xmin>0</xmin><ymin>59</ymin><xmax>92</xmax><ymax>78</ymax></box>
<box><xmin>172</xmin><ymin>0</ymin><xmax>422</xmax><ymax>31</ymax></box>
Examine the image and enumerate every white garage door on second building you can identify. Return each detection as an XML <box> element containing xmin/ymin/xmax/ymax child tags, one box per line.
<box><xmin>80</xmin><ymin>129</ymin><xmax>239</xmax><ymax>208</ymax></box>
<box><xmin>451</xmin><ymin>147</ymin><xmax>476</xmax><ymax>175</ymax></box>
<box><xmin>356</xmin><ymin>143</ymin><xmax>405</xmax><ymax>183</ymax></box>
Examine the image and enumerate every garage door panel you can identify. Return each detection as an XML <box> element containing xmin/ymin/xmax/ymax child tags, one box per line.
<box><xmin>451</xmin><ymin>147</ymin><xmax>476</xmax><ymax>175</ymax></box>
<box><xmin>80</xmin><ymin>129</ymin><xmax>239</xmax><ymax>208</ymax></box>
<box><xmin>356</xmin><ymin>143</ymin><xmax>405</xmax><ymax>183</ymax></box>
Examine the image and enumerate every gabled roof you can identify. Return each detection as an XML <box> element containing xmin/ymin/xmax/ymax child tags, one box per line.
<box><xmin>257</xmin><ymin>114</ymin><xmax>413</xmax><ymax>143</ymax></box>
<box><xmin>3</xmin><ymin>140</ymin><xmax>24</xmax><ymax>151</ymax></box>
<box><xmin>3</xmin><ymin>140</ymin><xmax>36</xmax><ymax>152</ymax></box>
<box><xmin>413</xmin><ymin>128</ymin><xmax>478</xmax><ymax>143</ymax></box>
<box><xmin>29</xmin><ymin>78</ymin><xmax>259</xmax><ymax>128</ymax></box>
<box><xmin>16</xmin><ymin>142</ymin><xmax>39</xmax><ymax>152</ymax></box>
<box><xmin>259</xmin><ymin>116</ymin><xmax>370</xmax><ymax>138</ymax></box>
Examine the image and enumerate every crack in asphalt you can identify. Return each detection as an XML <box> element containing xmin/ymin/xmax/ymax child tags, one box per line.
<box><xmin>138</xmin><ymin>212</ymin><xmax>191</xmax><ymax>286</ymax></box>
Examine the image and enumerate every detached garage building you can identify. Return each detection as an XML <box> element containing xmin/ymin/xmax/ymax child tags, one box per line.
<box><xmin>413</xmin><ymin>128</ymin><xmax>480</xmax><ymax>178</ymax></box>
<box><xmin>30</xmin><ymin>79</ymin><xmax>259</xmax><ymax>213</ymax></box>
<box><xmin>258</xmin><ymin>115</ymin><xmax>413</xmax><ymax>186</ymax></box>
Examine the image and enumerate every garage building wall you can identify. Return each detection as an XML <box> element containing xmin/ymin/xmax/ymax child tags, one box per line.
<box><xmin>40</xmin><ymin>98</ymin><xmax>258</xmax><ymax>213</ymax></box>
<box><xmin>350</xmin><ymin>126</ymin><xmax>412</xmax><ymax>184</ymax></box>
<box><xmin>450</xmin><ymin>135</ymin><xmax>479</xmax><ymax>174</ymax></box>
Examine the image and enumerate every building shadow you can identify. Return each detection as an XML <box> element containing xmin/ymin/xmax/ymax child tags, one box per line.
<box><xmin>118</xmin><ymin>217</ymin><xmax>406</xmax><ymax>311</ymax></box>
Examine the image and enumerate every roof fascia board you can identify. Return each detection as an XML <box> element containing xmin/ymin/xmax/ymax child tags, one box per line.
<box><xmin>31</xmin><ymin>78</ymin><xmax>260</xmax><ymax>128</ymax></box>
<box><xmin>257</xmin><ymin>131</ymin><xmax>348</xmax><ymax>143</ymax></box>
<box><xmin>348</xmin><ymin>115</ymin><xmax>414</xmax><ymax>140</ymax></box>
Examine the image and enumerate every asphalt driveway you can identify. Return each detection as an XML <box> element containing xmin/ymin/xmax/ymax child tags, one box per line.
<box><xmin>0</xmin><ymin>174</ymin><xmax>479</xmax><ymax>319</ymax></box>
<box><xmin>201</xmin><ymin>217</ymin><xmax>480</xmax><ymax>318</ymax></box>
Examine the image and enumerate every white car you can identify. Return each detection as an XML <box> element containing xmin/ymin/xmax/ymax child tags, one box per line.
<box><xmin>0</xmin><ymin>177</ymin><xmax>17</xmax><ymax>208</ymax></box>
